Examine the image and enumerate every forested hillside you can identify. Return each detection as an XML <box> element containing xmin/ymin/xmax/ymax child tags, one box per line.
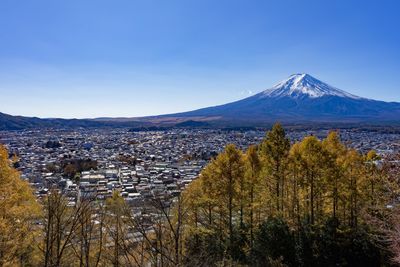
<box><xmin>1</xmin><ymin>124</ymin><xmax>399</xmax><ymax>266</ymax></box>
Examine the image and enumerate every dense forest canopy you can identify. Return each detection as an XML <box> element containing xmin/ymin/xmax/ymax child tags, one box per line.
<box><xmin>1</xmin><ymin>123</ymin><xmax>400</xmax><ymax>266</ymax></box>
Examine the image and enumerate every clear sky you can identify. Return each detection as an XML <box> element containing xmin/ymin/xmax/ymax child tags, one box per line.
<box><xmin>0</xmin><ymin>0</ymin><xmax>399</xmax><ymax>118</ymax></box>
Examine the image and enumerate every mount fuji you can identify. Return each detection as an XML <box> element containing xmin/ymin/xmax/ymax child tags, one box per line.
<box><xmin>2</xmin><ymin>74</ymin><xmax>400</xmax><ymax>130</ymax></box>
<box><xmin>164</xmin><ymin>73</ymin><xmax>400</xmax><ymax>124</ymax></box>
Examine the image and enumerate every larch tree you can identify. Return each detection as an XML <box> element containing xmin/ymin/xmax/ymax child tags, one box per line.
<box><xmin>0</xmin><ymin>144</ymin><xmax>41</xmax><ymax>266</ymax></box>
<box><xmin>260</xmin><ymin>123</ymin><xmax>290</xmax><ymax>215</ymax></box>
<box><xmin>292</xmin><ymin>136</ymin><xmax>329</xmax><ymax>225</ymax></box>
<box><xmin>244</xmin><ymin>145</ymin><xmax>262</xmax><ymax>250</ymax></box>
<box><xmin>322</xmin><ymin>131</ymin><xmax>346</xmax><ymax>221</ymax></box>
<box><xmin>196</xmin><ymin>144</ymin><xmax>245</xmax><ymax>258</ymax></box>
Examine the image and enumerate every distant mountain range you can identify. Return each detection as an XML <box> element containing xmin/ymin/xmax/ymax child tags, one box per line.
<box><xmin>0</xmin><ymin>112</ymin><xmax>147</xmax><ymax>130</ymax></box>
<box><xmin>2</xmin><ymin>74</ymin><xmax>400</xmax><ymax>130</ymax></box>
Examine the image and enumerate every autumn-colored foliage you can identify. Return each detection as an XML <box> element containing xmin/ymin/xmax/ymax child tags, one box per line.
<box><xmin>181</xmin><ymin>124</ymin><xmax>394</xmax><ymax>265</ymax></box>
<box><xmin>0</xmin><ymin>145</ymin><xmax>41</xmax><ymax>266</ymax></box>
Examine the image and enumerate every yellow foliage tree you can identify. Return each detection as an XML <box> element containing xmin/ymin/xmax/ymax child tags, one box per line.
<box><xmin>0</xmin><ymin>144</ymin><xmax>41</xmax><ymax>266</ymax></box>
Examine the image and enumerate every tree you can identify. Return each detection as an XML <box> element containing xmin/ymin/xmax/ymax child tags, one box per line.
<box><xmin>342</xmin><ymin>149</ymin><xmax>364</xmax><ymax>228</ymax></box>
<box><xmin>42</xmin><ymin>190</ymin><xmax>87</xmax><ymax>267</ymax></box>
<box><xmin>245</xmin><ymin>145</ymin><xmax>262</xmax><ymax>251</ymax></box>
<box><xmin>290</xmin><ymin>136</ymin><xmax>329</xmax><ymax>225</ymax></box>
<box><xmin>260</xmin><ymin>123</ymin><xmax>290</xmax><ymax>215</ymax></box>
<box><xmin>363</xmin><ymin>150</ymin><xmax>381</xmax><ymax>207</ymax></box>
<box><xmin>104</xmin><ymin>191</ymin><xmax>127</xmax><ymax>267</ymax></box>
<box><xmin>73</xmin><ymin>199</ymin><xmax>105</xmax><ymax>267</ymax></box>
<box><xmin>0</xmin><ymin>144</ymin><xmax>41</xmax><ymax>266</ymax></box>
<box><xmin>188</xmin><ymin>144</ymin><xmax>245</xmax><ymax>259</ymax></box>
<box><xmin>322</xmin><ymin>131</ymin><xmax>346</xmax><ymax>221</ymax></box>
<box><xmin>253</xmin><ymin>217</ymin><xmax>296</xmax><ymax>266</ymax></box>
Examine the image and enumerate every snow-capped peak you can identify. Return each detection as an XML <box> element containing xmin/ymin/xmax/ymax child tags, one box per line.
<box><xmin>262</xmin><ymin>74</ymin><xmax>362</xmax><ymax>99</ymax></box>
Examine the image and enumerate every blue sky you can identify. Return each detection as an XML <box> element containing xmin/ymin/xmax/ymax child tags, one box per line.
<box><xmin>0</xmin><ymin>0</ymin><xmax>399</xmax><ymax>118</ymax></box>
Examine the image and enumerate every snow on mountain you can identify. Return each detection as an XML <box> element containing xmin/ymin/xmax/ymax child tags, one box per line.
<box><xmin>42</xmin><ymin>73</ymin><xmax>396</xmax><ymax>126</ymax></box>
<box><xmin>2</xmin><ymin>73</ymin><xmax>400</xmax><ymax>129</ymax></box>
<box><xmin>164</xmin><ymin>73</ymin><xmax>400</xmax><ymax>123</ymax></box>
<box><xmin>261</xmin><ymin>74</ymin><xmax>362</xmax><ymax>99</ymax></box>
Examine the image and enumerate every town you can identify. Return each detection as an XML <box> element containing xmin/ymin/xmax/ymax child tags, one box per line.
<box><xmin>1</xmin><ymin>127</ymin><xmax>399</xmax><ymax>206</ymax></box>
